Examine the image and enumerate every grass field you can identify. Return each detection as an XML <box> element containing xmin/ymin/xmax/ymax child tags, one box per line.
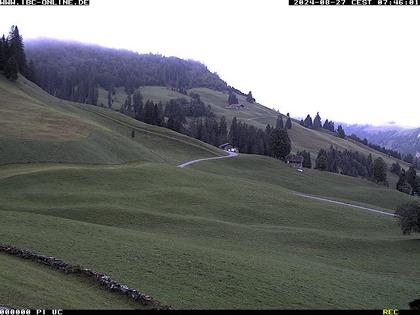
<box><xmin>0</xmin><ymin>76</ymin><xmax>224</xmax><ymax>165</ymax></box>
<box><xmin>0</xmin><ymin>253</ymin><xmax>141</xmax><ymax>309</ymax></box>
<box><xmin>98</xmin><ymin>84</ymin><xmax>411</xmax><ymax>183</ymax></box>
<box><xmin>1</xmin><ymin>77</ymin><xmax>419</xmax><ymax>309</ymax></box>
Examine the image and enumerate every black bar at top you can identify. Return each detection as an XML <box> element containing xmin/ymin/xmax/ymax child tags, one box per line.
<box><xmin>290</xmin><ymin>0</ymin><xmax>420</xmax><ymax>5</ymax></box>
<box><xmin>0</xmin><ymin>0</ymin><xmax>89</xmax><ymax>5</ymax></box>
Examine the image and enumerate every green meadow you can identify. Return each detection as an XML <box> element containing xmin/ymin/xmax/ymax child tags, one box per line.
<box><xmin>0</xmin><ymin>76</ymin><xmax>418</xmax><ymax>309</ymax></box>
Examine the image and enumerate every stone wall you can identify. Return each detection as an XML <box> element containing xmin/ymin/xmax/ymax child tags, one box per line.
<box><xmin>0</xmin><ymin>244</ymin><xmax>172</xmax><ymax>310</ymax></box>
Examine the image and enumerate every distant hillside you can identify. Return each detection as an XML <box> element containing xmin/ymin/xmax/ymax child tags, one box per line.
<box><xmin>0</xmin><ymin>75</ymin><xmax>223</xmax><ymax>165</ymax></box>
<box><xmin>344</xmin><ymin>124</ymin><xmax>420</xmax><ymax>156</ymax></box>
<box><xmin>22</xmin><ymin>39</ymin><xmax>414</xmax><ymax>186</ymax></box>
<box><xmin>25</xmin><ymin>39</ymin><xmax>229</xmax><ymax>104</ymax></box>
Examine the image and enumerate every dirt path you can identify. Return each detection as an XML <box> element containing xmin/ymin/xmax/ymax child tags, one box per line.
<box><xmin>294</xmin><ymin>193</ymin><xmax>397</xmax><ymax>217</ymax></box>
<box><xmin>246</xmin><ymin>115</ymin><xmax>276</xmax><ymax>121</ymax></box>
<box><xmin>178</xmin><ymin>151</ymin><xmax>396</xmax><ymax>217</ymax></box>
<box><xmin>177</xmin><ymin>151</ymin><xmax>238</xmax><ymax>168</ymax></box>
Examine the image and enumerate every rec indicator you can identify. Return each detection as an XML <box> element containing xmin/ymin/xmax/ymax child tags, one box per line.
<box><xmin>0</xmin><ymin>0</ymin><xmax>89</xmax><ymax>5</ymax></box>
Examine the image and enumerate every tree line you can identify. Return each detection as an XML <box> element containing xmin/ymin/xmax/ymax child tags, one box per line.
<box><xmin>314</xmin><ymin>146</ymin><xmax>389</xmax><ymax>185</ymax></box>
<box><xmin>25</xmin><ymin>39</ymin><xmax>236</xmax><ymax>106</ymax></box>
<box><xmin>299</xmin><ymin>112</ymin><xmax>347</xmax><ymax>139</ymax></box>
<box><xmin>347</xmin><ymin>133</ymin><xmax>405</xmax><ymax>161</ymax></box>
<box><xmin>0</xmin><ymin>26</ymin><xmax>34</xmax><ymax>82</ymax></box>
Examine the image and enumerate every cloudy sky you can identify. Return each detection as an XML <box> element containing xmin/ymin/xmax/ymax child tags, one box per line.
<box><xmin>1</xmin><ymin>0</ymin><xmax>419</xmax><ymax>127</ymax></box>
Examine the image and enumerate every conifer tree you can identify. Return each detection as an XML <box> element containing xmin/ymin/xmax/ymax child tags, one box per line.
<box><xmin>406</xmin><ymin>166</ymin><xmax>418</xmax><ymax>195</ymax></box>
<box><xmin>107</xmin><ymin>88</ymin><xmax>113</xmax><ymax>108</ymax></box>
<box><xmin>0</xmin><ymin>35</ymin><xmax>6</xmax><ymax>72</ymax></box>
<box><xmin>142</xmin><ymin>100</ymin><xmax>156</xmax><ymax>125</ymax></box>
<box><xmin>337</xmin><ymin>125</ymin><xmax>346</xmax><ymax>139</ymax></box>
<box><xmin>269</xmin><ymin>128</ymin><xmax>291</xmax><ymax>161</ymax></box>
<box><xmin>246</xmin><ymin>91</ymin><xmax>255</xmax><ymax>103</ymax></box>
<box><xmin>276</xmin><ymin>115</ymin><xmax>284</xmax><ymax>129</ymax></box>
<box><xmin>396</xmin><ymin>169</ymin><xmax>412</xmax><ymax>194</ymax></box>
<box><xmin>315</xmin><ymin>149</ymin><xmax>328</xmax><ymax>171</ymax></box>
<box><xmin>133</xmin><ymin>89</ymin><xmax>143</xmax><ymax>119</ymax></box>
<box><xmin>154</xmin><ymin>103</ymin><xmax>164</xmax><ymax>127</ymax></box>
<box><xmin>229</xmin><ymin>117</ymin><xmax>239</xmax><ymax>145</ymax></box>
<box><xmin>4</xmin><ymin>56</ymin><xmax>18</xmax><ymax>81</ymax></box>
<box><xmin>285</xmin><ymin>113</ymin><xmax>292</xmax><ymax>129</ymax></box>
<box><xmin>228</xmin><ymin>91</ymin><xmax>239</xmax><ymax>105</ymax></box>
<box><xmin>373</xmin><ymin>157</ymin><xmax>387</xmax><ymax>184</ymax></box>
<box><xmin>8</xmin><ymin>26</ymin><xmax>26</xmax><ymax>74</ymax></box>
<box><xmin>313</xmin><ymin>112</ymin><xmax>322</xmax><ymax>129</ymax></box>
<box><xmin>304</xmin><ymin>114</ymin><xmax>313</xmax><ymax>129</ymax></box>
<box><xmin>218</xmin><ymin>116</ymin><xmax>228</xmax><ymax>145</ymax></box>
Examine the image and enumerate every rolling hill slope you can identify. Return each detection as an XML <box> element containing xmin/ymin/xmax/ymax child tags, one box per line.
<box><xmin>0</xmin><ymin>76</ymin><xmax>419</xmax><ymax>309</ymax></box>
<box><xmin>0</xmin><ymin>76</ymin><xmax>224</xmax><ymax>166</ymax></box>
<box><xmin>100</xmin><ymin>84</ymin><xmax>411</xmax><ymax>188</ymax></box>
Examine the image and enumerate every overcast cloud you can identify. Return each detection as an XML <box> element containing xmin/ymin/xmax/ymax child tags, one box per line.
<box><xmin>1</xmin><ymin>0</ymin><xmax>419</xmax><ymax>127</ymax></box>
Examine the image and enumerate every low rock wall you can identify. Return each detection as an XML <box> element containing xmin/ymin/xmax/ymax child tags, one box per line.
<box><xmin>0</xmin><ymin>244</ymin><xmax>172</xmax><ymax>310</ymax></box>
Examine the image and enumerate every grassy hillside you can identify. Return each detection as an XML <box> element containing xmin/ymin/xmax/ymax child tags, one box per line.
<box><xmin>102</xmin><ymin>85</ymin><xmax>410</xmax><ymax>166</ymax></box>
<box><xmin>0</xmin><ymin>76</ymin><xmax>224</xmax><ymax>165</ymax></box>
<box><xmin>0</xmin><ymin>160</ymin><xmax>418</xmax><ymax>309</ymax></box>
<box><xmin>0</xmin><ymin>253</ymin><xmax>141</xmax><ymax>309</ymax></box>
<box><xmin>1</xmin><ymin>77</ymin><xmax>418</xmax><ymax>309</ymax></box>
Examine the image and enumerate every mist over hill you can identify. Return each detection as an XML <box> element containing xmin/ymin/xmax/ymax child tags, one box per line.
<box><xmin>25</xmin><ymin>39</ymin><xmax>232</xmax><ymax>104</ymax></box>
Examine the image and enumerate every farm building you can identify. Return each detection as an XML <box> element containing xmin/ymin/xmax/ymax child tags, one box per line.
<box><xmin>286</xmin><ymin>154</ymin><xmax>304</xmax><ymax>168</ymax></box>
<box><xmin>219</xmin><ymin>143</ymin><xmax>239</xmax><ymax>153</ymax></box>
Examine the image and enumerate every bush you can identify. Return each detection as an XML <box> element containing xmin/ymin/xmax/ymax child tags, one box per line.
<box><xmin>395</xmin><ymin>202</ymin><xmax>420</xmax><ymax>235</ymax></box>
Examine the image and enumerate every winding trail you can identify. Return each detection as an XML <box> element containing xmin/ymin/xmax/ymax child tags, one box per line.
<box><xmin>177</xmin><ymin>151</ymin><xmax>238</xmax><ymax>168</ymax></box>
<box><xmin>293</xmin><ymin>193</ymin><xmax>397</xmax><ymax>217</ymax></box>
<box><xmin>178</xmin><ymin>151</ymin><xmax>397</xmax><ymax>218</ymax></box>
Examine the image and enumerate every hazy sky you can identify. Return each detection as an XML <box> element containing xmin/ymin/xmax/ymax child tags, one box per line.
<box><xmin>1</xmin><ymin>0</ymin><xmax>420</xmax><ymax>127</ymax></box>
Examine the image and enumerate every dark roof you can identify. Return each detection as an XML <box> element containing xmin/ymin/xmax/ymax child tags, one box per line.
<box><xmin>218</xmin><ymin>143</ymin><xmax>232</xmax><ymax>149</ymax></box>
<box><xmin>286</xmin><ymin>155</ymin><xmax>304</xmax><ymax>163</ymax></box>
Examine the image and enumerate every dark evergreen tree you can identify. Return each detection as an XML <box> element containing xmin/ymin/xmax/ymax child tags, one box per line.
<box><xmin>107</xmin><ymin>88</ymin><xmax>113</xmax><ymax>108</ymax></box>
<box><xmin>337</xmin><ymin>125</ymin><xmax>346</xmax><ymax>139</ymax></box>
<box><xmin>304</xmin><ymin>114</ymin><xmax>313</xmax><ymax>129</ymax></box>
<box><xmin>395</xmin><ymin>201</ymin><xmax>420</xmax><ymax>235</ymax></box>
<box><xmin>228</xmin><ymin>91</ymin><xmax>239</xmax><ymax>105</ymax></box>
<box><xmin>269</xmin><ymin>128</ymin><xmax>291</xmax><ymax>161</ymax></box>
<box><xmin>313</xmin><ymin>112</ymin><xmax>322</xmax><ymax>129</ymax></box>
<box><xmin>390</xmin><ymin>162</ymin><xmax>402</xmax><ymax>176</ymax></box>
<box><xmin>228</xmin><ymin>117</ymin><xmax>240</xmax><ymax>145</ymax></box>
<box><xmin>276</xmin><ymin>115</ymin><xmax>284</xmax><ymax>129</ymax></box>
<box><xmin>373</xmin><ymin>157</ymin><xmax>387</xmax><ymax>184</ymax></box>
<box><xmin>285</xmin><ymin>113</ymin><xmax>292</xmax><ymax>129</ymax></box>
<box><xmin>218</xmin><ymin>116</ymin><xmax>228</xmax><ymax>145</ymax></box>
<box><xmin>26</xmin><ymin>59</ymin><xmax>36</xmax><ymax>82</ymax></box>
<box><xmin>406</xmin><ymin>166</ymin><xmax>418</xmax><ymax>195</ymax></box>
<box><xmin>298</xmin><ymin>150</ymin><xmax>312</xmax><ymax>168</ymax></box>
<box><xmin>7</xmin><ymin>26</ymin><xmax>27</xmax><ymax>75</ymax></box>
<box><xmin>154</xmin><ymin>103</ymin><xmax>164</xmax><ymax>127</ymax></box>
<box><xmin>133</xmin><ymin>89</ymin><xmax>143</xmax><ymax>119</ymax></box>
<box><xmin>396</xmin><ymin>170</ymin><xmax>412</xmax><ymax>194</ymax></box>
<box><xmin>4</xmin><ymin>56</ymin><xmax>18</xmax><ymax>81</ymax></box>
<box><xmin>246</xmin><ymin>91</ymin><xmax>255</xmax><ymax>103</ymax></box>
<box><xmin>264</xmin><ymin>124</ymin><xmax>273</xmax><ymax>156</ymax></box>
<box><xmin>0</xmin><ymin>35</ymin><xmax>7</xmax><ymax>72</ymax></box>
<box><xmin>315</xmin><ymin>149</ymin><xmax>328</xmax><ymax>171</ymax></box>
<box><xmin>367</xmin><ymin>154</ymin><xmax>374</xmax><ymax>178</ymax></box>
<box><xmin>142</xmin><ymin>100</ymin><xmax>156</xmax><ymax>125</ymax></box>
